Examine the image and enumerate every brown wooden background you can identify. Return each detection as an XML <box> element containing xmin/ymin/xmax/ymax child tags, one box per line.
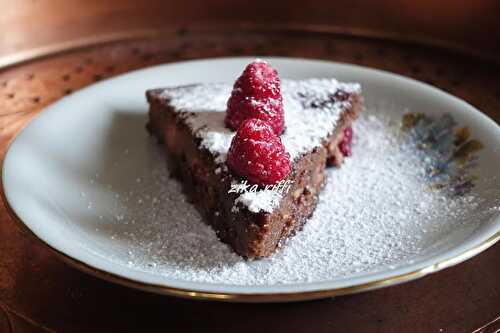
<box><xmin>0</xmin><ymin>1</ymin><xmax>499</xmax><ymax>332</ymax></box>
<box><xmin>1</xmin><ymin>0</ymin><xmax>500</xmax><ymax>59</ymax></box>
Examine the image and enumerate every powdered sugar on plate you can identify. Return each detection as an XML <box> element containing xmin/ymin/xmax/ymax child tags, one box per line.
<box><xmin>83</xmin><ymin>110</ymin><xmax>499</xmax><ymax>285</ymax></box>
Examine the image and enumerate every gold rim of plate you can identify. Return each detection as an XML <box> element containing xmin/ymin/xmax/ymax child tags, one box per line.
<box><xmin>1</xmin><ymin>35</ymin><xmax>498</xmax><ymax>300</ymax></box>
<box><xmin>1</xmin><ymin>153</ymin><xmax>498</xmax><ymax>302</ymax></box>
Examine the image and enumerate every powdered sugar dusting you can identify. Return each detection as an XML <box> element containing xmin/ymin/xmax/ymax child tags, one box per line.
<box><xmin>161</xmin><ymin>79</ymin><xmax>359</xmax><ymax>161</ymax></box>
<box><xmin>159</xmin><ymin>79</ymin><xmax>360</xmax><ymax>212</ymax></box>
<box><xmin>235</xmin><ymin>189</ymin><xmax>281</xmax><ymax>213</ymax></box>
<box><xmin>82</xmin><ymin>110</ymin><xmax>500</xmax><ymax>285</ymax></box>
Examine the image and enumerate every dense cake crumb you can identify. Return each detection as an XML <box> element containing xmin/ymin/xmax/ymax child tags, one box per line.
<box><xmin>82</xmin><ymin>110</ymin><xmax>499</xmax><ymax>285</ymax></box>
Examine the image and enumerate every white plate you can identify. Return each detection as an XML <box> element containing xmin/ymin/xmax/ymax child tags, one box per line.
<box><xmin>3</xmin><ymin>57</ymin><xmax>500</xmax><ymax>302</ymax></box>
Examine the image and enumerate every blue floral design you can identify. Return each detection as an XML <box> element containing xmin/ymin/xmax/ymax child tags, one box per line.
<box><xmin>402</xmin><ymin>113</ymin><xmax>484</xmax><ymax>196</ymax></box>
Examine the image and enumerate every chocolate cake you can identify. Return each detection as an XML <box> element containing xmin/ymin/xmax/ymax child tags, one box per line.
<box><xmin>146</xmin><ymin>79</ymin><xmax>362</xmax><ymax>258</ymax></box>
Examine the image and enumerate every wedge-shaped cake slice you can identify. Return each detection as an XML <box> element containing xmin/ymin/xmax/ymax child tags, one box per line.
<box><xmin>146</xmin><ymin>79</ymin><xmax>362</xmax><ymax>258</ymax></box>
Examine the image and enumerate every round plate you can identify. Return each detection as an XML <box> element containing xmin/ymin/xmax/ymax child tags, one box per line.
<box><xmin>2</xmin><ymin>57</ymin><xmax>500</xmax><ymax>302</ymax></box>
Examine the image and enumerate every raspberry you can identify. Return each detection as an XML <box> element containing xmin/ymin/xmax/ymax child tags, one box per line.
<box><xmin>225</xmin><ymin>60</ymin><xmax>284</xmax><ymax>135</ymax></box>
<box><xmin>343</xmin><ymin>127</ymin><xmax>353</xmax><ymax>143</ymax></box>
<box><xmin>338</xmin><ymin>127</ymin><xmax>353</xmax><ymax>157</ymax></box>
<box><xmin>338</xmin><ymin>141</ymin><xmax>352</xmax><ymax>157</ymax></box>
<box><xmin>227</xmin><ymin>119</ymin><xmax>291</xmax><ymax>185</ymax></box>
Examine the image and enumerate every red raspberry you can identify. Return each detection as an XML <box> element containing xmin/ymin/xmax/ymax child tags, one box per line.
<box><xmin>343</xmin><ymin>127</ymin><xmax>353</xmax><ymax>144</ymax></box>
<box><xmin>338</xmin><ymin>127</ymin><xmax>353</xmax><ymax>157</ymax></box>
<box><xmin>227</xmin><ymin>119</ymin><xmax>291</xmax><ymax>185</ymax></box>
<box><xmin>225</xmin><ymin>60</ymin><xmax>284</xmax><ymax>135</ymax></box>
<box><xmin>338</xmin><ymin>141</ymin><xmax>352</xmax><ymax>157</ymax></box>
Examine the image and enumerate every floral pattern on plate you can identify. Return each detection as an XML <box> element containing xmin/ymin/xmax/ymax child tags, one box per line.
<box><xmin>402</xmin><ymin>113</ymin><xmax>484</xmax><ymax>196</ymax></box>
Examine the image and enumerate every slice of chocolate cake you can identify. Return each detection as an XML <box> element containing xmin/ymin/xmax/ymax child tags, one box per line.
<box><xmin>146</xmin><ymin>78</ymin><xmax>362</xmax><ymax>258</ymax></box>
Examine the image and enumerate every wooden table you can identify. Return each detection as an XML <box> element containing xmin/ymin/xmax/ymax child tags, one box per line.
<box><xmin>0</xmin><ymin>27</ymin><xmax>499</xmax><ymax>332</ymax></box>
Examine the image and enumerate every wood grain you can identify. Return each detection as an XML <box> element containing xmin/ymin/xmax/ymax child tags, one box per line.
<box><xmin>1</xmin><ymin>0</ymin><xmax>499</xmax><ymax>62</ymax></box>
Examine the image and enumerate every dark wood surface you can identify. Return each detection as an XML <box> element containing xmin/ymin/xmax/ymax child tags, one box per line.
<box><xmin>1</xmin><ymin>0</ymin><xmax>500</xmax><ymax>62</ymax></box>
<box><xmin>0</xmin><ymin>29</ymin><xmax>499</xmax><ymax>332</ymax></box>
